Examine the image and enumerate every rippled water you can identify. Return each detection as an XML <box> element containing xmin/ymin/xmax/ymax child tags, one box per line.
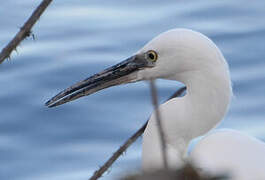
<box><xmin>1</xmin><ymin>1</ymin><xmax>265</xmax><ymax>179</ymax></box>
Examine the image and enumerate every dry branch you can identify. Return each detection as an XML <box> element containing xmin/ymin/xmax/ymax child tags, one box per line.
<box><xmin>88</xmin><ymin>86</ymin><xmax>186</xmax><ymax>180</ymax></box>
<box><xmin>0</xmin><ymin>0</ymin><xmax>53</xmax><ymax>64</ymax></box>
<box><xmin>149</xmin><ymin>80</ymin><xmax>168</xmax><ymax>169</ymax></box>
<box><xmin>122</xmin><ymin>163</ymin><xmax>228</xmax><ymax>180</ymax></box>
<box><xmin>168</xmin><ymin>86</ymin><xmax>186</xmax><ymax>100</ymax></box>
<box><xmin>89</xmin><ymin>122</ymin><xmax>148</xmax><ymax>180</ymax></box>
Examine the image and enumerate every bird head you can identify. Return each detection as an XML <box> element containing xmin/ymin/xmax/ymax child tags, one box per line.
<box><xmin>45</xmin><ymin>29</ymin><xmax>227</xmax><ymax>107</ymax></box>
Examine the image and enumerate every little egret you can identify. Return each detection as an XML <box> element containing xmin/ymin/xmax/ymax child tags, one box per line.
<box><xmin>46</xmin><ymin>29</ymin><xmax>265</xmax><ymax>180</ymax></box>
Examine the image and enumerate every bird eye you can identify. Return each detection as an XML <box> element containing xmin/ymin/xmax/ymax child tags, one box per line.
<box><xmin>146</xmin><ymin>50</ymin><xmax>158</xmax><ymax>62</ymax></box>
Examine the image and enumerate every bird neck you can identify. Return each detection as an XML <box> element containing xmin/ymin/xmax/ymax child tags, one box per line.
<box><xmin>181</xmin><ymin>67</ymin><xmax>232</xmax><ymax>136</ymax></box>
<box><xmin>142</xmin><ymin>64</ymin><xmax>232</xmax><ymax>171</ymax></box>
<box><xmin>175</xmin><ymin>66</ymin><xmax>231</xmax><ymax>150</ymax></box>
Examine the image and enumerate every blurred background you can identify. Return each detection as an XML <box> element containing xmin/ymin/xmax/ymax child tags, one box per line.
<box><xmin>0</xmin><ymin>0</ymin><xmax>265</xmax><ymax>179</ymax></box>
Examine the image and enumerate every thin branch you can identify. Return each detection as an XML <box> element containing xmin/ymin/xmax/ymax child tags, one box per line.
<box><xmin>149</xmin><ymin>80</ymin><xmax>168</xmax><ymax>169</ymax></box>
<box><xmin>168</xmin><ymin>86</ymin><xmax>186</xmax><ymax>100</ymax></box>
<box><xmin>88</xmin><ymin>86</ymin><xmax>186</xmax><ymax>180</ymax></box>
<box><xmin>89</xmin><ymin>122</ymin><xmax>148</xmax><ymax>180</ymax></box>
<box><xmin>0</xmin><ymin>0</ymin><xmax>53</xmax><ymax>64</ymax></box>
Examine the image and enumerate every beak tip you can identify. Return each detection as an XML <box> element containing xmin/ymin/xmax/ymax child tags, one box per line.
<box><xmin>45</xmin><ymin>100</ymin><xmax>54</xmax><ymax>108</ymax></box>
<box><xmin>45</xmin><ymin>98</ymin><xmax>67</xmax><ymax>108</ymax></box>
<box><xmin>45</xmin><ymin>101</ymin><xmax>51</xmax><ymax>106</ymax></box>
<box><xmin>46</xmin><ymin>103</ymin><xmax>55</xmax><ymax>108</ymax></box>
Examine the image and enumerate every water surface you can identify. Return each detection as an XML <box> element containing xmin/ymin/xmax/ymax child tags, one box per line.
<box><xmin>1</xmin><ymin>0</ymin><xmax>265</xmax><ymax>179</ymax></box>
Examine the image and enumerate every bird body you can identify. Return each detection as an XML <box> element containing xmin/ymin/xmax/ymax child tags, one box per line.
<box><xmin>142</xmin><ymin>29</ymin><xmax>232</xmax><ymax>171</ymax></box>
<box><xmin>140</xmin><ymin>29</ymin><xmax>265</xmax><ymax>179</ymax></box>
<box><xmin>46</xmin><ymin>29</ymin><xmax>265</xmax><ymax>179</ymax></box>
<box><xmin>190</xmin><ymin>130</ymin><xmax>265</xmax><ymax>180</ymax></box>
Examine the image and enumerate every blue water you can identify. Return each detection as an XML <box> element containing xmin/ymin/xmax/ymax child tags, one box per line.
<box><xmin>1</xmin><ymin>0</ymin><xmax>265</xmax><ymax>179</ymax></box>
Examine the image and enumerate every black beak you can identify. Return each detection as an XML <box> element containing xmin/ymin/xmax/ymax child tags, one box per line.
<box><xmin>45</xmin><ymin>53</ymin><xmax>154</xmax><ymax>107</ymax></box>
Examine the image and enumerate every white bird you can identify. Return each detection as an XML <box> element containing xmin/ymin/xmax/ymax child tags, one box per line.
<box><xmin>46</xmin><ymin>29</ymin><xmax>265</xmax><ymax>180</ymax></box>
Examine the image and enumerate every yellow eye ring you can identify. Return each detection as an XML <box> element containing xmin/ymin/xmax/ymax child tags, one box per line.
<box><xmin>146</xmin><ymin>50</ymin><xmax>158</xmax><ymax>62</ymax></box>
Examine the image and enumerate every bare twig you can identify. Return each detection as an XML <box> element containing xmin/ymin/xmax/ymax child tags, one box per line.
<box><xmin>0</xmin><ymin>0</ymin><xmax>53</xmax><ymax>64</ymax></box>
<box><xmin>88</xmin><ymin>86</ymin><xmax>186</xmax><ymax>180</ymax></box>
<box><xmin>168</xmin><ymin>86</ymin><xmax>186</xmax><ymax>100</ymax></box>
<box><xmin>122</xmin><ymin>163</ymin><xmax>229</xmax><ymax>180</ymax></box>
<box><xmin>149</xmin><ymin>80</ymin><xmax>168</xmax><ymax>169</ymax></box>
<box><xmin>89</xmin><ymin>122</ymin><xmax>148</xmax><ymax>180</ymax></box>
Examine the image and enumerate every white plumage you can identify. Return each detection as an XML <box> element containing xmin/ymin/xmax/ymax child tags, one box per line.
<box><xmin>47</xmin><ymin>28</ymin><xmax>265</xmax><ymax>180</ymax></box>
<box><xmin>139</xmin><ymin>29</ymin><xmax>265</xmax><ymax>180</ymax></box>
